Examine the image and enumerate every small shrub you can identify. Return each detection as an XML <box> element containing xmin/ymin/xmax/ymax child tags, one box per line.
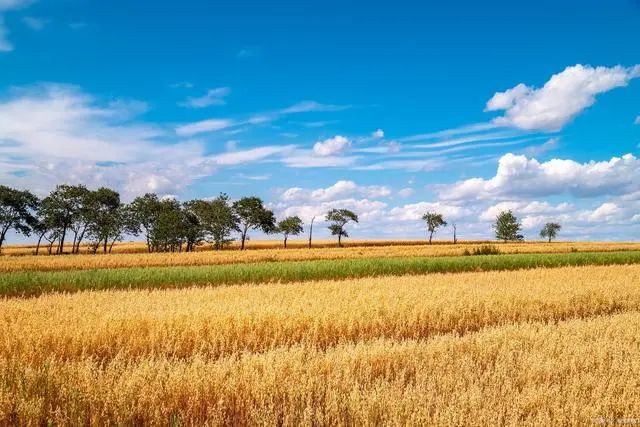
<box><xmin>466</xmin><ymin>245</ymin><xmax>501</xmax><ymax>256</ymax></box>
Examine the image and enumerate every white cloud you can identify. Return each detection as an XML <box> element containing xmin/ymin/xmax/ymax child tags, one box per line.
<box><xmin>175</xmin><ymin>118</ymin><xmax>235</xmax><ymax>136</ymax></box>
<box><xmin>523</xmin><ymin>137</ymin><xmax>559</xmax><ymax>157</ymax></box>
<box><xmin>398</xmin><ymin>188</ymin><xmax>414</xmax><ymax>198</ymax></box>
<box><xmin>440</xmin><ymin>152</ymin><xmax>640</xmax><ymax>200</ymax></box>
<box><xmin>585</xmin><ymin>202</ymin><xmax>620</xmax><ymax>223</ymax></box>
<box><xmin>632</xmin><ymin>214</ymin><xmax>640</xmax><ymax>223</ymax></box>
<box><xmin>210</xmin><ymin>145</ymin><xmax>294</xmax><ymax>166</ymax></box>
<box><xmin>486</xmin><ymin>64</ymin><xmax>640</xmax><ymax>131</ymax></box>
<box><xmin>179</xmin><ymin>87</ymin><xmax>230</xmax><ymax>108</ymax></box>
<box><xmin>479</xmin><ymin>201</ymin><xmax>572</xmax><ymax>222</ymax></box>
<box><xmin>0</xmin><ymin>0</ymin><xmax>34</xmax><ymax>51</ymax></box>
<box><xmin>281</xmin><ymin>180</ymin><xmax>391</xmax><ymax>203</ymax></box>
<box><xmin>372</xmin><ymin>129</ymin><xmax>384</xmax><ymax>138</ymax></box>
<box><xmin>313</xmin><ymin>135</ymin><xmax>351</xmax><ymax>156</ymax></box>
<box><xmin>280</xmin><ymin>101</ymin><xmax>347</xmax><ymax>114</ymax></box>
<box><xmin>388</xmin><ymin>202</ymin><xmax>470</xmax><ymax>222</ymax></box>
<box><xmin>282</xmin><ymin>153</ymin><xmax>359</xmax><ymax>168</ymax></box>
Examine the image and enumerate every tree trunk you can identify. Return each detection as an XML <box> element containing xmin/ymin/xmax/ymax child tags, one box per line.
<box><xmin>58</xmin><ymin>226</ymin><xmax>67</xmax><ymax>255</ymax></box>
<box><xmin>241</xmin><ymin>225</ymin><xmax>248</xmax><ymax>250</ymax></box>
<box><xmin>109</xmin><ymin>238</ymin><xmax>117</xmax><ymax>253</ymax></box>
<box><xmin>284</xmin><ymin>235</ymin><xmax>288</xmax><ymax>249</ymax></box>
<box><xmin>75</xmin><ymin>229</ymin><xmax>86</xmax><ymax>254</ymax></box>
<box><xmin>0</xmin><ymin>227</ymin><xmax>7</xmax><ymax>253</ymax></box>
<box><xmin>428</xmin><ymin>230</ymin><xmax>433</xmax><ymax>245</ymax></box>
<box><xmin>548</xmin><ymin>236</ymin><xmax>552</xmax><ymax>243</ymax></box>
<box><xmin>308</xmin><ymin>217</ymin><xmax>315</xmax><ymax>249</ymax></box>
<box><xmin>48</xmin><ymin>239</ymin><xmax>55</xmax><ymax>255</ymax></box>
<box><xmin>71</xmin><ymin>232</ymin><xmax>78</xmax><ymax>254</ymax></box>
<box><xmin>453</xmin><ymin>225</ymin><xmax>457</xmax><ymax>244</ymax></box>
<box><xmin>338</xmin><ymin>233</ymin><xmax>342</xmax><ymax>248</ymax></box>
<box><xmin>35</xmin><ymin>233</ymin><xmax>45</xmax><ymax>255</ymax></box>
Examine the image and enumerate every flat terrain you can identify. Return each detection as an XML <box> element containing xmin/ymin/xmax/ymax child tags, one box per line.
<box><xmin>1</xmin><ymin>241</ymin><xmax>639</xmax><ymax>425</ymax></box>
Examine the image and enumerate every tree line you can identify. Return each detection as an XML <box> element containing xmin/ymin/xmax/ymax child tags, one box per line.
<box><xmin>1</xmin><ymin>183</ymin><xmax>561</xmax><ymax>254</ymax></box>
<box><xmin>0</xmin><ymin>184</ymin><xmax>364</xmax><ymax>254</ymax></box>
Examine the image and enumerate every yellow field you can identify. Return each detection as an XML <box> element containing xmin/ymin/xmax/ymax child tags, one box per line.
<box><xmin>3</xmin><ymin>241</ymin><xmax>640</xmax><ymax>272</ymax></box>
<box><xmin>1</xmin><ymin>265</ymin><xmax>639</xmax><ymax>425</ymax></box>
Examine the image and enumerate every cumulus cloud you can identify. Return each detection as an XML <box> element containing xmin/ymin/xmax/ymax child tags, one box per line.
<box><xmin>486</xmin><ymin>64</ymin><xmax>640</xmax><ymax>131</ymax></box>
<box><xmin>440</xmin><ymin>152</ymin><xmax>640</xmax><ymax>200</ymax></box>
<box><xmin>388</xmin><ymin>202</ymin><xmax>470</xmax><ymax>222</ymax></box>
<box><xmin>179</xmin><ymin>87</ymin><xmax>231</xmax><ymax>108</ymax></box>
<box><xmin>478</xmin><ymin>200</ymin><xmax>572</xmax><ymax>222</ymax></box>
<box><xmin>281</xmin><ymin>180</ymin><xmax>391</xmax><ymax>203</ymax></box>
<box><xmin>313</xmin><ymin>135</ymin><xmax>351</xmax><ymax>156</ymax></box>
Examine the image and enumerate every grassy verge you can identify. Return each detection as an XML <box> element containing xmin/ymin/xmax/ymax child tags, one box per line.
<box><xmin>2</xmin><ymin>251</ymin><xmax>640</xmax><ymax>297</ymax></box>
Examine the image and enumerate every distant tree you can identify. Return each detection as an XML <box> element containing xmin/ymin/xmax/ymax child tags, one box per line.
<box><xmin>233</xmin><ymin>197</ymin><xmax>276</xmax><ymax>250</ymax></box>
<box><xmin>41</xmin><ymin>184</ymin><xmax>89</xmax><ymax>254</ymax></box>
<box><xmin>277</xmin><ymin>216</ymin><xmax>303</xmax><ymax>248</ymax></box>
<box><xmin>422</xmin><ymin>212</ymin><xmax>447</xmax><ymax>244</ymax></box>
<box><xmin>326</xmin><ymin>208</ymin><xmax>358</xmax><ymax>247</ymax></box>
<box><xmin>66</xmin><ymin>185</ymin><xmax>92</xmax><ymax>254</ymax></box>
<box><xmin>494</xmin><ymin>210</ymin><xmax>524</xmax><ymax>242</ymax></box>
<box><xmin>540</xmin><ymin>222</ymin><xmax>561</xmax><ymax>243</ymax></box>
<box><xmin>85</xmin><ymin>187</ymin><xmax>122</xmax><ymax>254</ymax></box>
<box><xmin>129</xmin><ymin>194</ymin><xmax>164</xmax><ymax>252</ymax></box>
<box><xmin>182</xmin><ymin>200</ymin><xmax>207</xmax><ymax>252</ymax></box>
<box><xmin>0</xmin><ymin>185</ymin><xmax>38</xmax><ymax>253</ymax></box>
<box><xmin>308</xmin><ymin>216</ymin><xmax>316</xmax><ymax>249</ymax></box>
<box><xmin>188</xmin><ymin>194</ymin><xmax>239</xmax><ymax>250</ymax></box>
<box><xmin>150</xmin><ymin>198</ymin><xmax>186</xmax><ymax>252</ymax></box>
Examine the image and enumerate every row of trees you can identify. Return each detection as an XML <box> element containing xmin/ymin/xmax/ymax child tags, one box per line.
<box><xmin>422</xmin><ymin>210</ymin><xmax>561</xmax><ymax>243</ymax></box>
<box><xmin>0</xmin><ymin>184</ymin><xmax>363</xmax><ymax>254</ymax></box>
<box><xmin>1</xmin><ymin>183</ymin><xmax>563</xmax><ymax>254</ymax></box>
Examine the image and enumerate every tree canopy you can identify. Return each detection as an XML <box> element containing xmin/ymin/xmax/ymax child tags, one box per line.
<box><xmin>233</xmin><ymin>197</ymin><xmax>276</xmax><ymax>250</ymax></box>
<box><xmin>277</xmin><ymin>216</ymin><xmax>304</xmax><ymax>248</ymax></box>
<box><xmin>540</xmin><ymin>222</ymin><xmax>562</xmax><ymax>243</ymax></box>
<box><xmin>494</xmin><ymin>210</ymin><xmax>524</xmax><ymax>242</ymax></box>
<box><xmin>326</xmin><ymin>208</ymin><xmax>359</xmax><ymax>247</ymax></box>
<box><xmin>422</xmin><ymin>212</ymin><xmax>447</xmax><ymax>244</ymax></box>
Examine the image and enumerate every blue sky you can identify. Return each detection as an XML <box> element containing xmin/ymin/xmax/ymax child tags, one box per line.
<box><xmin>1</xmin><ymin>0</ymin><xmax>639</xmax><ymax>241</ymax></box>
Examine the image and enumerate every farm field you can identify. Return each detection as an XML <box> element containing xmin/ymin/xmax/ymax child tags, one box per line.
<box><xmin>2</xmin><ymin>240</ymin><xmax>640</xmax><ymax>272</ymax></box>
<box><xmin>1</xmin><ymin>264</ymin><xmax>640</xmax><ymax>425</ymax></box>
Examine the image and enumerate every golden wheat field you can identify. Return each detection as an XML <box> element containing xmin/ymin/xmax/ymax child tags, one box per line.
<box><xmin>1</xmin><ymin>265</ymin><xmax>640</xmax><ymax>425</ymax></box>
<box><xmin>3</xmin><ymin>241</ymin><xmax>640</xmax><ymax>272</ymax></box>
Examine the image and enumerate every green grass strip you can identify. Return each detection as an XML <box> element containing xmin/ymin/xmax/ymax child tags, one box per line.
<box><xmin>2</xmin><ymin>251</ymin><xmax>640</xmax><ymax>298</ymax></box>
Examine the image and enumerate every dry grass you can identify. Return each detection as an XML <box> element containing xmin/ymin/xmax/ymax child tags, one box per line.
<box><xmin>1</xmin><ymin>265</ymin><xmax>639</xmax><ymax>425</ymax></box>
<box><xmin>3</xmin><ymin>241</ymin><xmax>640</xmax><ymax>272</ymax></box>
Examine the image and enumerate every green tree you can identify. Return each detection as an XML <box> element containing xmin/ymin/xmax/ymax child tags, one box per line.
<box><xmin>67</xmin><ymin>185</ymin><xmax>92</xmax><ymax>254</ymax></box>
<box><xmin>85</xmin><ymin>188</ymin><xmax>124</xmax><ymax>253</ymax></box>
<box><xmin>41</xmin><ymin>184</ymin><xmax>90</xmax><ymax>254</ymax></box>
<box><xmin>150</xmin><ymin>199</ymin><xmax>186</xmax><ymax>252</ymax></box>
<box><xmin>182</xmin><ymin>200</ymin><xmax>207</xmax><ymax>252</ymax></box>
<box><xmin>422</xmin><ymin>212</ymin><xmax>447</xmax><ymax>244</ymax></box>
<box><xmin>326</xmin><ymin>208</ymin><xmax>358</xmax><ymax>247</ymax></box>
<box><xmin>129</xmin><ymin>194</ymin><xmax>164</xmax><ymax>252</ymax></box>
<box><xmin>494</xmin><ymin>210</ymin><xmax>524</xmax><ymax>242</ymax></box>
<box><xmin>233</xmin><ymin>196</ymin><xmax>276</xmax><ymax>250</ymax></box>
<box><xmin>0</xmin><ymin>185</ymin><xmax>38</xmax><ymax>253</ymax></box>
<box><xmin>540</xmin><ymin>222</ymin><xmax>562</xmax><ymax>243</ymax></box>
<box><xmin>276</xmin><ymin>216</ymin><xmax>303</xmax><ymax>248</ymax></box>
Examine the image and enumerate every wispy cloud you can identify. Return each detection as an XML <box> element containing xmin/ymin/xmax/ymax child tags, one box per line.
<box><xmin>22</xmin><ymin>16</ymin><xmax>48</xmax><ymax>30</ymax></box>
<box><xmin>175</xmin><ymin>119</ymin><xmax>236</xmax><ymax>136</ymax></box>
<box><xmin>0</xmin><ymin>0</ymin><xmax>35</xmax><ymax>51</ymax></box>
<box><xmin>179</xmin><ymin>87</ymin><xmax>231</xmax><ymax>108</ymax></box>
